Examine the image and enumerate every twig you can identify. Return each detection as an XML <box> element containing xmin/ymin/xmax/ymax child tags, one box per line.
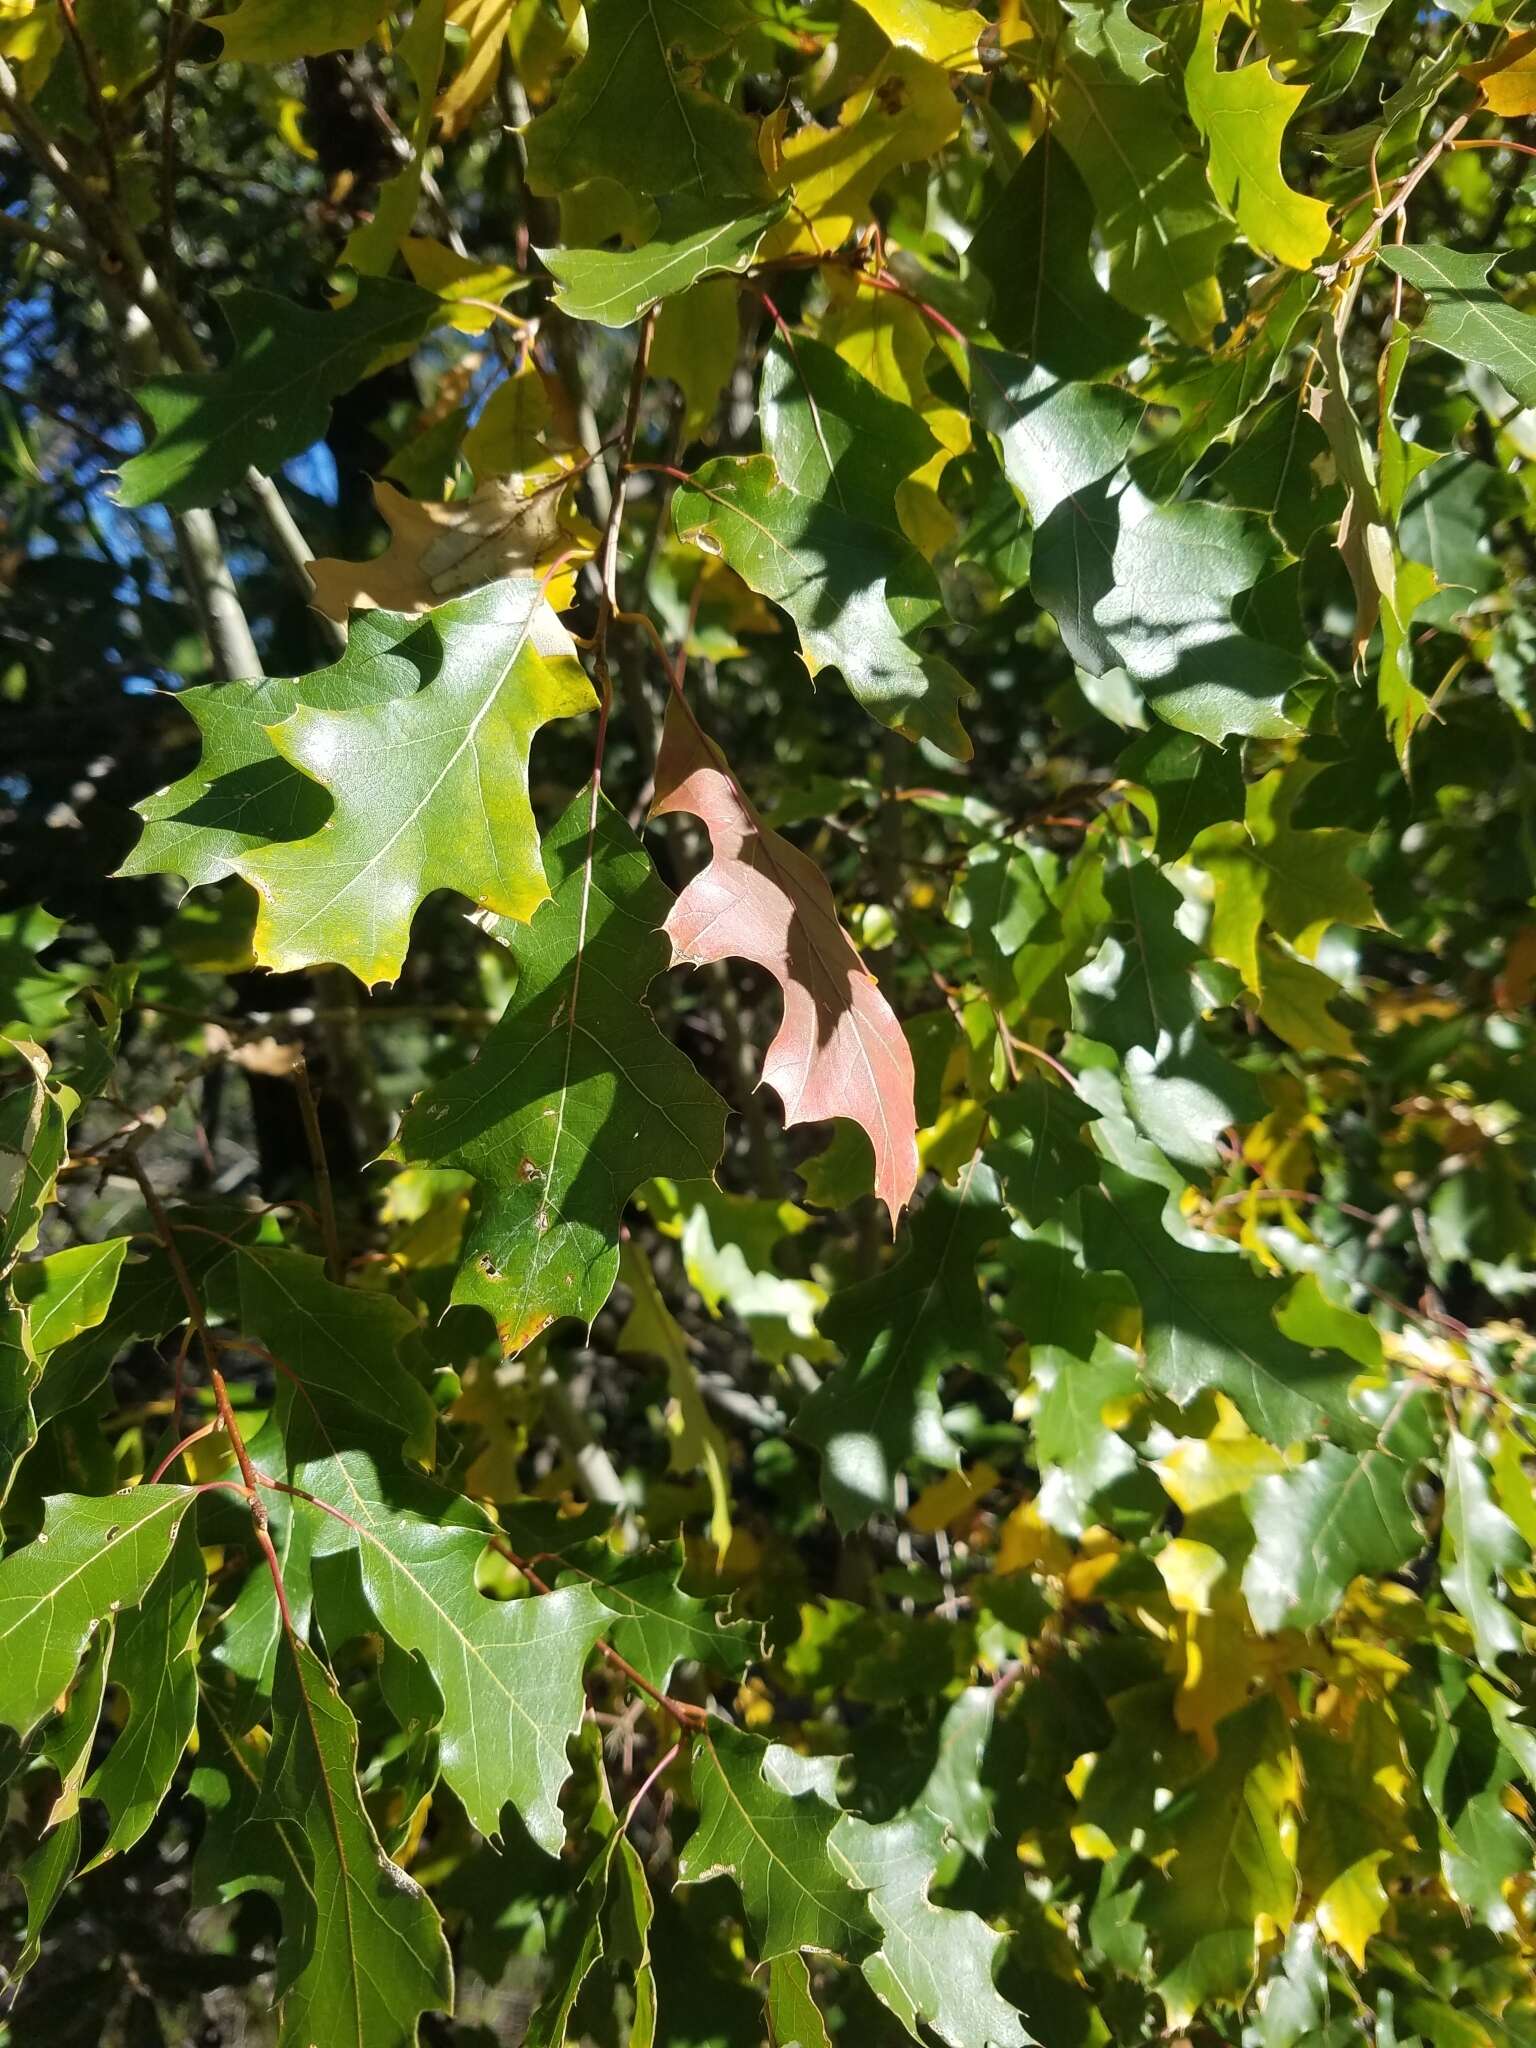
<box><xmin>158</xmin><ymin>1</ymin><xmax>190</xmax><ymax>294</ymax></box>
<box><xmin>622</xmin><ymin>1739</ymin><xmax>681</xmax><ymax>1829</ymax></box>
<box><xmin>1449</xmin><ymin>136</ymin><xmax>1536</xmax><ymax>160</ymax></box>
<box><xmin>499</xmin><ymin>1542</ymin><xmax>708</xmax><ymax>1731</ymax></box>
<box><xmin>0</xmin><ymin>211</ymin><xmax>89</xmax><ymax>263</ymax></box>
<box><xmin>126</xmin><ymin>1153</ymin><xmax>292</xmax><ymax>1618</ymax></box>
<box><xmin>290</xmin><ymin>1051</ymin><xmax>343</xmax><ymax>1282</ymax></box>
<box><xmin>57</xmin><ymin>0</ymin><xmax>119</xmax><ymax>196</ymax></box>
<box><xmin>592</xmin><ymin>309</ymin><xmax>658</xmax><ymax>678</ymax></box>
<box><xmin>1323</xmin><ymin>112</ymin><xmax>1471</xmax><ymax>278</ymax></box>
<box><xmin>148</xmin><ymin>1418</ymin><xmax>220</xmax><ymax>1484</ymax></box>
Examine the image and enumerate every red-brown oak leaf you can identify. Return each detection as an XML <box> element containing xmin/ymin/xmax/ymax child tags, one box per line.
<box><xmin>650</xmin><ymin>698</ymin><xmax>918</xmax><ymax>1219</ymax></box>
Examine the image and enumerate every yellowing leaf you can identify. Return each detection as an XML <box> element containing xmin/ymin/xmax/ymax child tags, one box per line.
<box><xmin>1185</xmin><ymin>2</ymin><xmax>1331</xmax><ymax>270</ymax></box>
<box><xmin>463</xmin><ymin>361</ymin><xmax>571</xmax><ymax>479</ymax></box>
<box><xmin>1255</xmin><ymin>941</ymin><xmax>1361</xmax><ymax>1063</ymax></box>
<box><xmin>434</xmin><ymin>0</ymin><xmax>517</xmax><ymax>138</ymax></box>
<box><xmin>852</xmin><ymin>0</ymin><xmax>983</xmax><ymax>72</ymax></box>
<box><xmin>758</xmin><ymin>49</ymin><xmax>960</xmax><ymax>260</ymax></box>
<box><xmin>1155</xmin><ymin>1401</ymin><xmax>1290</xmax><ymax>1514</ymax></box>
<box><xmin>210</xmin><ymin>0</ymin><xmax>388</xmax><ymax>64</ymax></box>
<box><xmin>652</xmin><ymin>278</ymin><xmax>742</xmax><ymax>438</ymax></box>
<box><xmin>1155</xmin><ymin>1538</ymin><xmax>1227</xmax><ymax>1616</ymax></box>
<box><xmin>400</xmin><ymin>237</ymin><xmax>524</xmax><ymax>334</ymax></box>
<box><xmin>817</xmin><ymin>274</ymin><xmax>970</xmax><ymax>554</ymax></box>
<box><xmin>306</xmin><ymin>478</ymin><xmax>583</xmax><ymax>623</ymax></box>
<box><xmin>1465</xmin><ymin>28</ymin><xmax>1536</xmax><ymax>116</ymax></box>
<box><xmin>908</xmin><ymin>1462</ymin><xmax>1000</xmax><ymax>1534</ymax></box>
<box><xmin>617</xmin><ymin>1240</ymin><xmax>734</xmax><ymax>1560</ymax></box>
<box><xmin>996</xmin><ymin>1499</ymin><xmax>1075</xmax><ymax>1579</ymax></box>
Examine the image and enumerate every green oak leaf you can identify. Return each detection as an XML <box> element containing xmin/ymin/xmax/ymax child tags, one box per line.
<box><xmin>236</xmin><ymin>580</ymin><xmax>595</xmax><ymax>982</ymax></box>
<box><xmin>1244</xmin><ymin>1387</ymin><xmax>1434</xmax><ymax>1632</ymax></box>
<box><xmin>122</xmin><ymin>607</ymin><xmax>436</xmax><ymax>892</ymax></box>
<box><xmin>1424</xmin><ymin>1675</ymin><xmax>1529</xmax><ymax>1938</ymax></box>
<box><xmin>1400</xmin><ymin>452</ymin><xmax>1502</xmax><ymax>597</ymax></box>
<box><xmin>0</xmin><ymin>1487</ymin><xmax>195</xmax><ymax>1742</ymax></box>
<box><xmin>0</xmin><ymin>905</ymin><xmax>89</xmax><ymax>1044</ymax></box>
<box><xmin>642</xmin><ymin>1177</ymin><xmax>829</xmax><ymax>1368</ymax></box>
<box><xmin>674</xmin><ymin>337</ymin><xmax>975</xmax><ymax>757</ymax></box>
<box><xmin>918</xmin><ymin>1687</ymin><xmax>997</xmax><ymax>1861</ymax></box>
<box><xmin>13</xmin><ymin>1625</ymin><xmax>111</xmax><ymax>1976</ymax></box>
<box><xmin>83</xmin><ymin>1518</ymin><xmax>205</xmax><ymax>1866</ymax></box>
<box><xmin>766</xmin><ymin>1953</ymin><xmax>832</xmax><ymax>2047</ymax></box>
<box><xmin>1121</xmin><ymin>728</ymin><xmax>1245</xmax><ymax>863</ymax></box>
<box><xmin>259</xmin><ymin>1634</ymin><xmax>452</xmax><ymax>2047</ymax></box>
<box><xmin>541</xmin><ymin>196</ymin><xmax>788</xmax><ymax>328</ymax></box>
<box><xmin>34</xmin><ymin>1206</ymin><xmax>270</xmax><ymax>1431</ymax></box>
<box><xmin>681</xmin><ymin>1722</ymin><xmax>879</xmax><ymax>1960</ymax></box>
<box><xmin>945</xmin><ymin>836</ymin><xmax>1055</xmax><ymax>999</ymax></box>
<box><xmin>833</xmin><ymin>1807</ymin><xmax>1030</xmax><ymax>2048</ymax></box>
<box><xmin>0</xmin><ymin>1308</ymin><xmax>32</xmax><ymax>1511</ymax></box>
<box><xmin>1069</xmin><ymin>856</ymin><xmax>1262</xmax><ymax>1172</ymax></box>
<box><xmin>976</xmin><ymin>358</ymin><xmax>1306</xmax><ymax>736</ymax></box>
<box><xmin>970</xmin><ymin>348</ymin><xmax>1137</xmax><ymax>674</ymax></box>
<box><xmin>1034</xmin><ymin>1334</ymin><xmax>1142</xmax><ymax>1538</ymax></box>
<box><xmin>1185</xmin><ymin>1</ymin><xmax>1331</xmax><ymax>269</ymax></box>
<box><xmin>1212</xmin><ymin>391</ymin><xmax>1345</xmax><ymax>558</ymax></box>
<box><xmin>1131</xmin><ymin>272</ymin><xmax>1316</xmax><ymax>501</ymax></box>
<box><xmin>116</xmin><ymin>278</ymin><xmax>445</xmax><ymax>512</ymax></box>
<box><xmin>1052</xmin><ymin>39</ymin><xmax>1233</xmax><ymax>343</ymax></box>
<box><xmin>1083</xmin><ymin>1169</ymin><xmax>1359</xmax><ymax>1447</ymax></box>
<box><xmin>982</xmin><ymin>1074</ymin><xmax>1100</xmax><ymax>1228</ymax></box>
<box><xmin>13</xmin><ymin>1236</ymin><xmax>129</xmax><ymax>1357</ymax></box>
<box><xmin>616</xmin><ymin>1237</ymin><xmax>735</xmax><ymax>1557</ymax></box>
<box><xmin>968</xmin><ymin>137</ymin><xmax>1143</xmax><ymax>375</ymax></box>
<box><xmin>972</xmin><ymin>348</ymin><xmax>1141</xmax><ymax>536</ymax></box>
<box><xmin>525</xmin><ymin>1731</ymin><xmax>657</xmax><ymax>2048</ymax></box>
<box><xmin>208</xmin><ymin>1425</ymin><xmax>318</xmax><ymax>1728</ymax></box>
<box><xmin>1380</xmin><ymin>246</ymin><xmax>1536</xmax><ymax>410</ymax></box>
<box><xmin>400</xmin><ymin>792</ymin><xmax>726</xmax><ymax>1354</ymax></box>
<box><xmin>1093</xmin><ymin>490</ymin><xmax>1308</xmax><ymax>739</ymax></box>
<box><xmin>209</xmin><ymin>1243</ymin><xmax>436</xmax><ymax>1465</ymax></box>
<box><xmin>0</xmin><ymin>1039</ymin><xmax>75</xmax><ymax>1282</ymax></box>
<box><xmin>797</xmin><ymin>1158</ymin><xmax>1007</xmax><ymax>1530</ymax></box>
<box><xmin>5</xmin><ymin>1236</ymin><xmax>129</xmax><ymax>1505</ymax></box>
<box><xmin>556</xmin><ymin>1542</ymin><xmax>755</xmax><ymax>1691</ymax></box>
<box><xmin>1442</xmin><ymin>1430</ymin><xmax>1527</xmax><ymax>1672</ymax></box>
<box><xmin>1059</xmin><ymin>0</ymin><xmax>1158</xmax><ymax>75</ymax></box>
<box><xmin>523</xmin><ymin>0</ymin><xmax>772</xmax><ymax>207</ymax></box>
<box><xmin>284</xmin><ymin>1397</ymin><xmax>610</xmax><ymax>1851</ymax></box>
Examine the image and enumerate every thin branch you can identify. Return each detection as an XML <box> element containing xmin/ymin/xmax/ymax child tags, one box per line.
<box><xmin>158</xmin><ymin>0</ymin><xmax>190</xmax><ymax>294</ymax></box>
<box><xmin>57</xmin><ymin>0</ymin><xmax>119</xmax><ymax>195</ymax></box>
<box><xmin>291</xmin><ymin>1051</ymin><xmax>343</xmax><ymax>1282</ymax></box>
<box><xmin>0</xmin><ymin>210</ymin><xmax>89</xmax><ymax>263</ymax></box>
<box><xmin>1324</xmin><ymin>111</ymin><xmax>1472</xmax><ymax>278</ymax></box>
<box><xmin>148</xmin><ymin>1418</ymin><xmax>220</xmax><ymax>1484</ymax></box>
<box><xmin>499</xmin><ymin>1541</ymin><xmax>708</xmax><ymax>1731</ymax></box>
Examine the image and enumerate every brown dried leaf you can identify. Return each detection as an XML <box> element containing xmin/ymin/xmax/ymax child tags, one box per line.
<box><xmin>307</xmin><ymin>477</ymin><xmax>579</xmax><ymax>622</ymax></box>
<box><xmin>650</xmin><ymin>699</ymin><xmax>918</xmax><ymax>1220</ymax></box>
